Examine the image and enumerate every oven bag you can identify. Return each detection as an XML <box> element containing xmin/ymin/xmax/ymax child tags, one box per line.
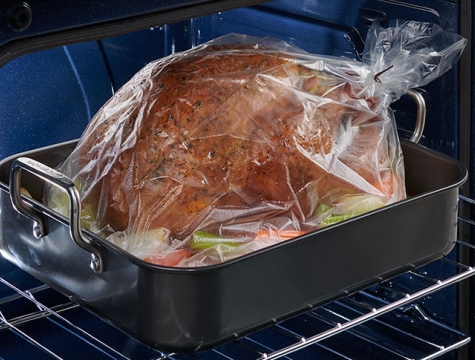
<box><xmin>46</xmin><ymin>20</ymin><xmax>467</xmax><ymax>267</ymax></box>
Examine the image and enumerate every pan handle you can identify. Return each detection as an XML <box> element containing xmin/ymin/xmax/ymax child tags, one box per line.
<box><xmin>405</xmin><ymin>88</ymin><xmax>426</xmax><ymax>144</ymax></box>
<box><xmin>9</xmin><ymin>157</ymin><xmax>104</xmax><ymax>274</ymax></box>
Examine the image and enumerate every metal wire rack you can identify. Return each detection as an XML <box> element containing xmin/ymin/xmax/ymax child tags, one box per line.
<box><xmin>1</xmin><ymin>200</ymin><xmax>474</xmax><ymax>360</ymax></box>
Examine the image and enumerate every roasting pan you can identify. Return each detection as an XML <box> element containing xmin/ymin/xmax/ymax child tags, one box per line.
<box><xmin>0</xmin><ymin>135</ymin><xmax>467</xmax><ymax>352</ymax></box>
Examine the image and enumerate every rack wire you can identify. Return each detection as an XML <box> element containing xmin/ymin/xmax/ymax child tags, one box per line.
<box><xmin>1</xmin><ymin>201</ymin><xmax>474</xmax><ymax>359</ymax></box>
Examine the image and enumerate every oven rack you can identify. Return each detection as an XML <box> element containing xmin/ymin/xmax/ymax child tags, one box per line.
<box><xmin>1</xmin><ymin>207</ymin><xmax>475</xmax><ymax>359</ymax></box>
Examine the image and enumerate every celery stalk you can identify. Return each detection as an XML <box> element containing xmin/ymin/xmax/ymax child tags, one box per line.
<box><xmin>190</xmin><ymin>231</ymin><xmax>247</xmax><ymax>251</ymax></box>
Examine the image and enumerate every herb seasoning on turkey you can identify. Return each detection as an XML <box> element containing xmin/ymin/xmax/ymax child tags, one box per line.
<box><xmin>48</xmin><ymin>34</ymin><xmax>406</xmax><ymax>267</ymax></box>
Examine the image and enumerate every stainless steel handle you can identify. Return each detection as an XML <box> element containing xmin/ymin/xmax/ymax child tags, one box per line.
<box><xmin>9</xmin><ymin>157</ymin><xmax>103</xmax><ymax>274</ymax></box>
<box><xmin>406</xmin><ymin>88</ymin><xmax>426</xmax><ymax>144</ymax></box>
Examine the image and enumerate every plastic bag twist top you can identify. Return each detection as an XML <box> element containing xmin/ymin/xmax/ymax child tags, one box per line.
<box><xmin>362</xmin><ymin>19</ymin><xmax>467</xmax><ymax>106</ymax></box>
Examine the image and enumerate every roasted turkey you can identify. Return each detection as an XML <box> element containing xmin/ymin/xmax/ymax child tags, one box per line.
<box><xmin>50</xmin><ymin>36</ymin><xmax>406</xmax><ymax>265</ymax></box>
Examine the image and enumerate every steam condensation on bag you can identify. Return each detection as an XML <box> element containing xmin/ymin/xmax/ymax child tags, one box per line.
<box><xmin>47</xmin><ymin>20</ymin><xmax>467</xmax><ymax>267</ymax></box>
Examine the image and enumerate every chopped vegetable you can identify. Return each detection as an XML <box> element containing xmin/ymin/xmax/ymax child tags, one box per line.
<box><xmin>144</xmin><ymin>249</ymin><xmax>191</xmax><ymax>267</ymax></box>
<box><xmin>254</xmin><ymin>230</ymin><xmax>306</xmax><ymax>240</ymax></box>
<box><xmin>190</xmin><ymin>231</ymin><xmax>248</xmax><ymax>251</ymax></box>
<box><xmin>316</xmin><ymin>194</ymin><xmax>386</xmax><ymax>227</ymax></box>
<box><xmin>320</xmin><ymin>213</ymin><xmax>358</xmax><ymax>227</ymax></box>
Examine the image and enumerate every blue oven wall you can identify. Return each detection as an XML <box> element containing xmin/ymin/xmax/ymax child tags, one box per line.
<box><xmin>0</xmin><ymin>29</ymin><xmax>171</xmax><ymax>160</ymax></box>
<box><xmin>100</xmin><ymin>23</ymin><xmax>191</xmax><ymax>91</ymax></box>
<box><xmin>0</xmin><ymin>42</ymin><xmax>110</xmax><ymax>160</ymax></box>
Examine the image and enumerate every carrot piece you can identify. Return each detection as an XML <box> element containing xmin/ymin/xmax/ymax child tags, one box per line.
<box><xmin>254</xmin><ymin>230</ymin><xmax>306</xmax><ymax>240</ymax></box>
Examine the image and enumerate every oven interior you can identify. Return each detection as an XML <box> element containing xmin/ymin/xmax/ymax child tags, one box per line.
<box><xmin>0</xmin><ymin>0</ymin><xmax>474</xmax><ymax>359</ymax></box>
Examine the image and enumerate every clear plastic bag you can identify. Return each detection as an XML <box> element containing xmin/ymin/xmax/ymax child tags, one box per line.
<box><xmin>47</xmin><ymin>20</ymin><xmax>466</xmax><ymax>267</ymax></box>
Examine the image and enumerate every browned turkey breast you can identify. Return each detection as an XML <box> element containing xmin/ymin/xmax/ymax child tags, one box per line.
<box><xmin>54</xmin><ymin>39</ymin><xmax>405</xmax><ymax>265</ymax></box>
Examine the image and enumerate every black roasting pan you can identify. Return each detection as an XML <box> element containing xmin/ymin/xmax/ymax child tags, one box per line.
<box><xmin>0</xmin><ymin>139</ymin><xmax>467</xmax><ymax>352</ymax></box>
